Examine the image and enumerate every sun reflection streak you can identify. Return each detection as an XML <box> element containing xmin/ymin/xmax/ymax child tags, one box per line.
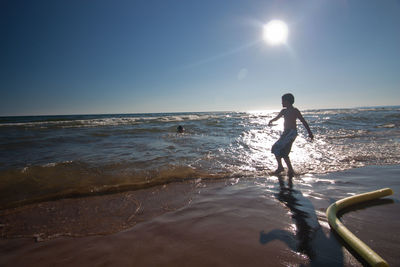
<box><xmin>213</xmin><ymin>111</ymin><xmax>323</xmax><ymax>176</ymax></box>
<box><xmin>196</xmin><ymin>108</ymin><xmax>398</xmax><ymax>178</ymax></box>
<box><xmin>236</xmin><ymin>111</ymin><xmax>320</xmax><ymax>175</ymax></box>
<box><xmin>185</xmin><ymin>107</ymin><xmax>400</xmax><ymax>181</ymax></box>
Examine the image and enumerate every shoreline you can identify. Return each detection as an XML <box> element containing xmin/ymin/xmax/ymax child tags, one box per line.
<box><xmin>1</xmin><ymin>165</ymin><xmax>399</xmax><ymax>266</ymax></box>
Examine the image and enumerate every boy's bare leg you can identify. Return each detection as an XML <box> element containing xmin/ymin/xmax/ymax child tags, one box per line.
<box><xmin>283</xmin><ymin>156</ymin><xmax>294</xmax><ymax>175</ymax></box>
<box><xmin>274</xmin><ymin>156</ymin><xmax>284</xmax><ymax>173</ymax></box>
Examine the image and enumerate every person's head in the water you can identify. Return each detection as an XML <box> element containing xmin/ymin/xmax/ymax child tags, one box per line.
<box><xmin>282</xmin><ymin>93</ymin><xmax>294</xmax><ymax>108</ymax></box>
<box><xmin>177</xmin><ymin>125</ymin><xmax>185</xmax><ymax>133</ymax></box>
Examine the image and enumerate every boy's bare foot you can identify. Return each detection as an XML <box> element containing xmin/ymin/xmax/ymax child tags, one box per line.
<box><xmin>287</xmin><ymin>169</ymin><xmax>295</xmax><ymax>176</ymax></box>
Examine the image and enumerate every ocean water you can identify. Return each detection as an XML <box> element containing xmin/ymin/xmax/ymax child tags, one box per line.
<box><xmin>1</xmin><ymin>106</ymin><xmax>399</xmax><ymax>209</ymax></box>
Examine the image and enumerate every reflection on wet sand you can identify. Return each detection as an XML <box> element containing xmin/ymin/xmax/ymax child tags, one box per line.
<box><xmin>260</xmin><ymin>174</ymin><xmax>344</xmax><ymax>266</ymax></box>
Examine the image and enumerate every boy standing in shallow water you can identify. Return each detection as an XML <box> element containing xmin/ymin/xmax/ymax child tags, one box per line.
<box><xmin>268</xmin><ymin>93</ymin><xmax>313</xmax><ymax>175</ymax></box>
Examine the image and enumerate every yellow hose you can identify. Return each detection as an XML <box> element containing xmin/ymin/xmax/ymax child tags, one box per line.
<box><xmin>326</xmin><ymin>188</ymin><xmax>393</xmax><ymax>267</ymax></box>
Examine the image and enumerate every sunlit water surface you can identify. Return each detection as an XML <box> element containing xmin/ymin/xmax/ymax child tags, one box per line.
<box><xmin>1</xmin><ymin>106</ymin><xmax>399</xmax><ymax>207</ymax></box>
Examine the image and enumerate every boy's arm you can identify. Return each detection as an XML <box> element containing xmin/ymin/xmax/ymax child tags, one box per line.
<box><xmin>268</xmin><ymin>110</ymin><xmax>284</xmax><ymax>126</ymax></box>
<box><xmin>297</xmin><ymin>110</ymin><xmax>314</xmax><ymax>140</ymax></box>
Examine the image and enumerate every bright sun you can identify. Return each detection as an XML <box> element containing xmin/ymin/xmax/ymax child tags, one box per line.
<box><xmin>263</xmin><ymin>20</ymin><xmax>288</xmax><ymax>46</ymax></box>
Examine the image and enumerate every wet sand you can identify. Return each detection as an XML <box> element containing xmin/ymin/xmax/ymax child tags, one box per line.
<box><xmin>1</xmin><ymin>165</ymin><xmax>399</xmax><ymax>266</ymax></box>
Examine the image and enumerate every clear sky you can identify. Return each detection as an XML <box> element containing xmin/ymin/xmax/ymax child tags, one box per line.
<box><xmin>1</xmin><ymin>0</ymin><xmax>400</xmax><ymax>116</ymax></box>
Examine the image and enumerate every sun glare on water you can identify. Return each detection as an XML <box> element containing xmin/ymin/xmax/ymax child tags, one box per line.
<box><xmin>263</xmin><ymin>20</ymin><xmax>288</xmax><ymax>46</ymax></box>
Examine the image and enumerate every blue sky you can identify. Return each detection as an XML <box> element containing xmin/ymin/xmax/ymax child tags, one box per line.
<box><xmin>1</xmin><ymin>0</ymin><xmax>400</xmax><ymax>115</ymax></box>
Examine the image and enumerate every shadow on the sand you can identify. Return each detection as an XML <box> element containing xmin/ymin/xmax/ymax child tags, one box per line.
<box><xmin>259</xmin><ymin>174</ymin><xmax>344</xmax><ymax>266</ymax></box>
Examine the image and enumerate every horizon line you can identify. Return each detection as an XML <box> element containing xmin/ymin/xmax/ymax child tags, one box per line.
<box><xmin>1</xmin><ymin>104</ymin><xmax>399</xmax><ymax>117</ymax></box>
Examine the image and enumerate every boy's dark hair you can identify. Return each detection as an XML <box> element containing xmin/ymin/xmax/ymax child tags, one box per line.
<box><xmin>282</xmin><ymin>93</ymin><xmax>295</xmax><ymax>104</ymax></box>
